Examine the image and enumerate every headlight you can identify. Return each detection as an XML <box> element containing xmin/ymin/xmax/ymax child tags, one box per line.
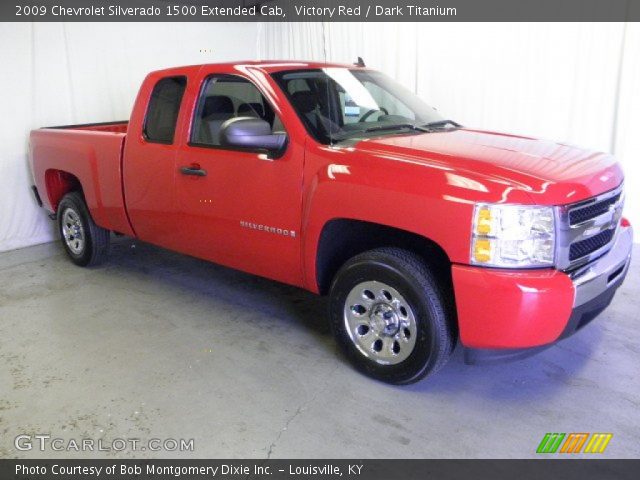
<box><xmin>470</xmin><ymin>204</ymin><xmax>555</xmax><ymax>268</ymax></box>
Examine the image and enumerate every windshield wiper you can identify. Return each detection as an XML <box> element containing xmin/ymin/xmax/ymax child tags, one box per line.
<box><xmin>331</xmin><ymin>123</ymin><xmax>433</xmax><ymax>143</ymax></box>
<box><xmin>422</xmin><ymin>119</ymin><xmax>461</xmax><ymax>129</ymax></box>
<box><xmin>364</xmin><ymin>123</ymin><xmax>430</xmax><ymax>133</ymax></box>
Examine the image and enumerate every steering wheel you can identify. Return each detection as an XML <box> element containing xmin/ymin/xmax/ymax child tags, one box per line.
<box><xmin>358</xmin><ymin>107</ymin><xmax>389</xmax><ymax>123</ymax></box>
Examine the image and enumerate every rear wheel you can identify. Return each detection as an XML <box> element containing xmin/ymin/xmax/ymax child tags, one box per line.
<box><xmin>329</xmin><ymin>248</ymin><xmax>454</xmax><ymax>384</ymax></box>
<box><xmin>57</xmin><ymin>191</ymin><xmax>110</xmax><ymax>266</ymax></box>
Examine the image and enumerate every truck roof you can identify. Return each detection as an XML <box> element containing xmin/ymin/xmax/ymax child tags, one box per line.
<box><xmin>149</xmin><ymin>60</ymin><xmax>365</xmax><ymax>76</ymax></box>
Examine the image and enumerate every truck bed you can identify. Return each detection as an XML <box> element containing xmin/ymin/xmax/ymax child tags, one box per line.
<box><xmin>29</xmin><ymin>121</ymin><xmax>135</xmax><ymax>237</ymax></box>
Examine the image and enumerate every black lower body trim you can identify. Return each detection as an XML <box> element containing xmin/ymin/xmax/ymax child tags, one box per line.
<box><xmin>464</xmin><ymin>344</ymin><xmax>551</xmax><ymax>365</ymax></box>
<box><xmin>558</xmin><ymin>286</ymin><xmax>617</xmax><ymax>340</ymax></box>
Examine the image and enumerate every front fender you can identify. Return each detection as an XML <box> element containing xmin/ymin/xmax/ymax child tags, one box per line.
<box><xmin>300</xmin><ymin>143</ymin><xmax>533</xmax><ymax>292</ymax></box>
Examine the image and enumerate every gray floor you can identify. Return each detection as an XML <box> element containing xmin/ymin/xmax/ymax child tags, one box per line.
<box><xmin>0</xmin><ymin>239</ymin><xmax>638</xmax><ymax>459</ymax></box>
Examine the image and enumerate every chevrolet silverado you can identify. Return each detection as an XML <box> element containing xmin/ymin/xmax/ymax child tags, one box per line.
<box><xmin>30</xmin><ymin>61</ymin><xmax>633</xmax><ymax>384</ymax></box>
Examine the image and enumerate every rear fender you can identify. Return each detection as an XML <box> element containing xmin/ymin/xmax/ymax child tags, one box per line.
<box><xmin>30</xmin><ymin>129</ymin><xmax>134</xmax><ymax>236</ymax></box>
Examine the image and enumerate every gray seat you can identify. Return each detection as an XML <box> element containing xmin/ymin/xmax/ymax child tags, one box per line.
<box><xmin>290</xmin><ymin>90</ymin><xmax>340</xmax><ymax>136</ymax></box>
<box><xmin>290</xmin><ymin>91</ymin><xmax>318</xmax><ymax>127</ymax></box>
<box><xmin>237</xmin><ymin>102</ymin><xmax>265</xmax><ymax>119</ymax></box>
<box><xmin>198</xmin><ymin>95</ymin><xmax>234</xmax><ymax>144</ymax></box>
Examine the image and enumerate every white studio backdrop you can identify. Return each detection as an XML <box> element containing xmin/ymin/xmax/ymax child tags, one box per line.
<box><xmin>0</xmin><ymin>22</ymin><xmax>258</xmax><ymax>252</ymax></box>
<box><xmin>1</xmin><ymin>22</ymin><xmax>638</xmax><ymax>252</ymax></box>
<box><xmin>258</xmin><ymin>22</ymin><xmax>640</xmax><ymax>242</ymax></box>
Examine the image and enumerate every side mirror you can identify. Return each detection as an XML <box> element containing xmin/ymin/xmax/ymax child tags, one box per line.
<box><xmin>220</xmin><ymin>117</ymin><xmax>287</xmax><ymax>156</ymax></box>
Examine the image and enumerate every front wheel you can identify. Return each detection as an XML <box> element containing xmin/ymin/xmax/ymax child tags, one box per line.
<box><xmin>329</xmin><ymin>248</ymin><xmax>454</xmax><ymax>384</ymax></box>
<box><xmin>57</xmin><ymin>191</ymin><xmax>110</xmax><ymax>267</ymax></box>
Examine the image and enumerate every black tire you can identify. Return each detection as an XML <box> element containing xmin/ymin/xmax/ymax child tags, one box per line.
<box><xmin>329</xmin><ymin>247</ymin><xmax>454</xmax><ymax>384</ymax></box>
<box><xmin>57</xmin><ymin>191</ymin><xmax>110</xmax><ymax>267</ymax></box>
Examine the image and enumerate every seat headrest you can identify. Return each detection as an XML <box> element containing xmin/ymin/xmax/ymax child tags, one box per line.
<box><xmin>238</xmin><ymin>102</ymin><xmax>264</xmax><ymax>118</ymax></box>
<box><xmin>202</xmin><ymin>95</ymin><xmax>234</xmax><ymax>117</ymax></box>
<box><xmin>290</xmin><ymin>91</ymin><xmax>317</xmax><ymax>114</ymax></box>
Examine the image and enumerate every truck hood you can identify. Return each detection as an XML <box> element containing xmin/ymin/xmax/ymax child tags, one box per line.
<box><xmin>354</xmin><ymin>128</ymin><xmax>623</xmax><ymax>205</ymax></box>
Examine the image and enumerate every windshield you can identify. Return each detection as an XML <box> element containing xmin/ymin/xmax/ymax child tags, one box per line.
<box><xmin>272</xmin><ymin>68</ymin><xmax>448</xmax><ymax>144</ymax></box>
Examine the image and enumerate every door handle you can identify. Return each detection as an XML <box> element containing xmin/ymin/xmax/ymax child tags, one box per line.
<box><xmin>180</xmin><ymin>164</ymin><xmax>207</xmax><ymax>177</ymax></box>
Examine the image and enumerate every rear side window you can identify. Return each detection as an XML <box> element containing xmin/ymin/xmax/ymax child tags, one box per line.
<box><xmin>144</xmin><ymin>76</ymin><xmax>187</xmax><ymax>144</ymax></box>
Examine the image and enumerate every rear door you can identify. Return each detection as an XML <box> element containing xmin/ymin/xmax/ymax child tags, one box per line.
<box><xmin>172</xmin><ymin>70</ymin><xmax>306</xmax><ymax>286</ymax></box>
<box><xmin>123</xmin><ymin>74</ymin><xmax>187</xmax><ymax>249</ymax></box>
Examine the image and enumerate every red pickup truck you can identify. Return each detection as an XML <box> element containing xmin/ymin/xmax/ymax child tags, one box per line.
<box><xmin>30</xmin><ymin>61</ymin><xmax>633</xmax><ymax>384</ymax></box>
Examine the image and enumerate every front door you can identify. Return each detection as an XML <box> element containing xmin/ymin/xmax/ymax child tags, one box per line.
<box><xmin>172</xmin><ymin>72</ymin><xmax>305</xmax><ymax>286</ymax></box>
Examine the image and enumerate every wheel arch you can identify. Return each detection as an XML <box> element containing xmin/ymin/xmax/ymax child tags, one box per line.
<box><xmin>315</xmin><ymin>219</ymin><xmax>455</xmax><ymax>302</ymax></box>
<box><xmin>44</xmin><ymin>169</ymin><xmax>84</xmax><ymax>212</ymax></box>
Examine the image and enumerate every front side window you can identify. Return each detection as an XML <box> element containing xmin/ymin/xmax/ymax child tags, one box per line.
<box><xmin>144</xmin><ymin>76</ymin><xmax>187</xmax><ymax>144</ymax></box>
<box><xmin>272</xmin><ymin>68</ymin><xmax>448</xmax><ymax>144</ymax></box>
<box><xmin>191</xmin><ymin>75</ymin><xmax>284</xmax><ymax>147</ymax></box>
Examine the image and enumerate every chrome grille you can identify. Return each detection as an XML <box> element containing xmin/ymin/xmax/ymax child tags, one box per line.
<box><xmin>569</xmin><ymin>229</ymin><xmax>614</xmax><ymax>261</ymax></box>
<box><xmin>555</xmin><ymin>184</ymin><xmax>624</xmax><ymax>271</ymax></box>
<box><xmin>569</xmin><ymin>193</ymin><xmax>621</xmax><ymax>226</ymax></box>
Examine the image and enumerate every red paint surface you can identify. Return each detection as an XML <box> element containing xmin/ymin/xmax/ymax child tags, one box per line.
<box><xmin>452</xmin><ymin>265</ymin><xmax>575</xmax><ymax>348</ymax></box>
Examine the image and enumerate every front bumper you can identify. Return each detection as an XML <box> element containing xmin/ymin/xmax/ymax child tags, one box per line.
<box><xmin>452</xmin><ymin>225</ymin><xmax>633</xmax><ymax>364</ymax></box>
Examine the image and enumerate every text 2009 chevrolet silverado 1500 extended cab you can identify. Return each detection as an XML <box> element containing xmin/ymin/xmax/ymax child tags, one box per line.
<box><xmin>30</xmin><ymin>61</ymin><xmax>633</xmax><ymax>384</ymax></box>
